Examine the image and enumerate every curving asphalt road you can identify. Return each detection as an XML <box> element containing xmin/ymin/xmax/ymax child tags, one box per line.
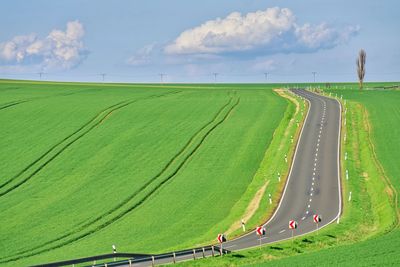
<box><xmin>51</xmin><ymin>89</ymin><xmax>342</xmax><ymax>267</ymax></box>
<box><xmin>219</xmin><ymin>89</ymin><xmax>342</xmax><ymax>252</ymax></box>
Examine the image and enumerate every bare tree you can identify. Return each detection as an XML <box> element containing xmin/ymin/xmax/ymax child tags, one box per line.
<box><xmin>356</xmin><ymin>49</ymin><xmax>366</xmax><ymax>90</ymax></box>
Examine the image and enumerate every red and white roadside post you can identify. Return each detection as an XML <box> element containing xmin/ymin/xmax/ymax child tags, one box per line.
<box><xmin>288</xmin><ymin>220</ymin><xmax>297</xmax><ymax>246</ymax></box>
<box><xmin>217</xmin><ymin>234</ymin><xmax>226</xmax><ymax>256</ymax></box>
<box><xmin>313</xmin><ymin>214</ymin><xmax>322</xmax><ymax>232</ymax></box>
<box><xmin>256</xmin><ymin>226</ymin><xmax>266</xmax><ymax>249</ymax></box>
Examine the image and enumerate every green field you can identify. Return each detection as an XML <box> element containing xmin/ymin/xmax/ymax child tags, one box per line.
<box><xmin>259</xmin><ymin>85</ymin><xmax>400</xmax><ymax>266</ymax></box>
<box><xmin>3</xmin><ymin>80</ymin><xmax>398</xmax><ymax>266</ymax></box>
<box><xmin>0</xmin><ymin>80</ymin><xmax>297</xmax><ymax>266</ymax></box>
<box><xmin>177</xmin><ymin>83</ymin><xmax>400</xmax><ymax>266</ymax></box>
<box><xmin>257</xmin><ymin>85</ymin><xmax>400</xmax><ymax>266</ymax></box>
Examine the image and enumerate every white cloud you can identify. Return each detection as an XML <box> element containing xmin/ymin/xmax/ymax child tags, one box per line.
<box><xmin>126</xmin><ymin>43</ymin><xmax>156</xmax><ymax>66</ymax></box>
<box><xmin>0</xmin><ymin>21</ymin><xmax>87</xmax><ymax>70</ymax></box>
<box><xmin>165</xmin><ymin>7</ymin><xmax>359</xmax><ymax>56</ymax></box>
<box><xmin>295</xmin><ymin>23</ymin><xmax>359</xmax><ymax>50</ymax></box>
<box><xmin>0</xmin><ymin>34</ymin><xmax>36</xmax><ymax>62</ymax></box>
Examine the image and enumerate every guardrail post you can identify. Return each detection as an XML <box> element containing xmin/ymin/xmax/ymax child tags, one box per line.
<box><xmin>128</xmin><ymin>259</ymin><xmax>132</xmax><ymax>267</ymax></box>
<box><xmin>152</xmin><ymin>256</ymin><xmax>155</xmax><ymax>267</ymax></box>
<box><xmin>193</xmin><ymin>249</ymin><xmax>196</xmax><ymax>260</ymax></box>
<box><xmin>211</xmin><ymin>246</ymin><xmax>215</xmax><ymax>257</ymax></box>
<box><xmin>173</xmin><ymin>252</ymin><xmax>176</xmax><ymax>264</ymax></box>
<box><xmin>202</xmin><ymin>247</ymin><xmax>205</xmax><ymax>258</ymax></box>
<box><xmin>104</xmin><ymin>263</ymin><xmax>107</xmax><ymax>267</ymax></box>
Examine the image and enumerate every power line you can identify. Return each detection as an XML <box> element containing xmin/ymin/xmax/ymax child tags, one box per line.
<box><xmin>312</xmin><ymin>72</ymin><xmax>317</xmax><ymax>83</ymax></box>
<box><xmin>37</xmin><ymin>72</ymin><xmax>46</xmax><ymax>80</ymax></box>
<box><xmin>264</xmin><ymin>72</ymin><xmax>269</xmax><ymax>82</ymax></box>
<box><xmin>213</xmin><ymin>73</ymin><xmax>218</xmax><ymax>83</ymax></box>
<box><xmin>159</xmin><ymin>73</ymin><xmax>165</xmax><ymax>84</ymax></box>
<box><xmin>1</xmin><ymin>70</ymin><xmax>400</xmax><ymax>83</ymax></box>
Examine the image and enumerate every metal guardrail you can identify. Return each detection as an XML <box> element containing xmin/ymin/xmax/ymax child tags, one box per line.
<box><xmin>32</xmin><ymin>246</ymin><xmax>230</xmax><ymax>267</ymax></box>
<box><xmin>30</xmin><ymin>253</ymin><xmax>149</xmax><ymax>267</ymax></box>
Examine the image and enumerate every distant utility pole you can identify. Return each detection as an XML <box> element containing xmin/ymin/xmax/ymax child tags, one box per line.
<box><xmin>213</xmin><ymin>73</ymin><xmax>218</xmax><ymax>83</ymax></box>
<box><xmin>159</xmin><ymin>73</ymin><xmax>165</xmax><ymax>84</ymax></box>
<box><xmin>100</xmin><ymin>73</ymin><xmax>106</xmax><ymax>82</ymax></box>
<box><xmin>264</xmin><ymin>72</ymin><xmax>269</xmax><ymax>83</ymax></box>
<box><xmin>37</xmin><ymin>72</ymin><xmax>45</xmax><ymax>80</ymax></box>
<box><xmin>312</xmin><ymin>72</ymin><xmax>317</xmax><ymax>83</ymax></box>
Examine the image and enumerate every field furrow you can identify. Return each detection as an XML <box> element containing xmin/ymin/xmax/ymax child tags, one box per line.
<box><xmin>1</xmin><ymin>93</ymin><xmax>240</xmax><ymax>263</ymax></box>
<box><xmin>0</xmin><ymin>88</ymin><xmax>103</xmax><ymax>111</ymax></box>
<box><xmin>0</xmin><ymin>91</ymin><xmax>180</xmax><ymax>197</ymax></box>
<box><xmin>0</xmin><ymin>100</ymin><xmax>28</xmax><ymax>110</ymax></box>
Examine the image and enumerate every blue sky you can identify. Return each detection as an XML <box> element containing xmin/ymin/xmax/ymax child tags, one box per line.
<box><xmin>0</xmin><ymin>0</ymin><xmax>399</xmax><ymax>83</ymax></box>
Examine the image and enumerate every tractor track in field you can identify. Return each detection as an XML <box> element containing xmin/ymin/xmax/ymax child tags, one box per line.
<box><xmin>0</xmin><ymin>92</ymin><xmax>240</xmax><ymax>264</ymax></box>
<box><xmin>0</xmin><ymin>91</ymin><xmax>180</xmax><ymax>197</ymax></box>
<box><xmin>0</xmin><ymin>88</ymin><xmax>103</xmax><ymax>111</ymax></box>
<box><xmin>0</xmin><ymin>100</ymin><xmax>28</xmax><ymax>110</ymax></box>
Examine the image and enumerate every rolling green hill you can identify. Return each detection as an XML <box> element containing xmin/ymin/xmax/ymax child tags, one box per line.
<box><xmin>256</xmin><ymin>86</ymin><xmax>400</xmax><ymax>266</ymax></box>
<box><xmin>0</xmin><ymin>80</ymin><xmax>292</xmax><ymax>266</ymax></box>
<box><xmin>258</xmin><ymin>86</ymin><xmax>400</xmax><ymax>266</ymax></box>
<box><xmin>177</xmin><ymin>83</ymin><xmax>400</xmax><ymax>267</ymax></box>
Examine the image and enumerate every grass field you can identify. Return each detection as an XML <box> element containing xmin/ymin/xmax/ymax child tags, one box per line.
<box><xmin>328</xmin><ymin>86</ymin><xmax>400</xmax><ymax>197</ymax></box>
<box><xmin>177</xmin><ymin>82</ymin><xmax>400</xmax><ymax>266</ymax></box>
<box><xmin>257</xmin><ymin>85</ymin><xmax>400</xmax><ymax>266</ymax></box>
<box><xmin>3</xmin><ymin>80</ymin><xmax>398</xmax><ymax>266</ymax></box>
<box><xmin>0</xmin><ymin>80</ymin><xmax>297</xmax><ymax>266</ymax></box>
<box><xmin>256</xmin><ymin>86</ymin><xmax>400</xmax><ymax>266</ymax></box>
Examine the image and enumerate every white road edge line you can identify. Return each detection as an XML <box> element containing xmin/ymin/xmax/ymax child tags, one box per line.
<box><xmin>333</xmin><ymin>94</ymin><xmax>343</xmax><ymax>223</ymax></box>
<box><xmin>259</xmin><ymin>90</ymin><xmax>312</xmax><ymax>228</ymax></box>
<box><xmin>230</xmin><ymin>90</ymin><xmax>343</xmax><ymax>253</ymax></box>
<box><xmin>226</xmin><ymin>90</ymin><xmax>312</xmax><ymax>242</ymax></box>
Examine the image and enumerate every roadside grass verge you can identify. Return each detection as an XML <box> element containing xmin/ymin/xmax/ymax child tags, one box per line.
<box><xmin>203</xmin><ymin>89</ymin><xmax>307</xmax><ymax>245</ymax></box>
<box><xmin>175</xmin><ymin>87</ymin><xmax>398</xmax><ymax>266</ymax></box>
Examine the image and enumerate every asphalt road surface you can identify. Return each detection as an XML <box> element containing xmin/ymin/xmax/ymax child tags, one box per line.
<box><xmin>220</xmin><ymin>89</ymin><xmax>342</xmax><ymax>252</ymax></box>
<box><xmin>89</xmin><ymin>89</ymin><xmax>343</xmax><ymax>267</ymax></box>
